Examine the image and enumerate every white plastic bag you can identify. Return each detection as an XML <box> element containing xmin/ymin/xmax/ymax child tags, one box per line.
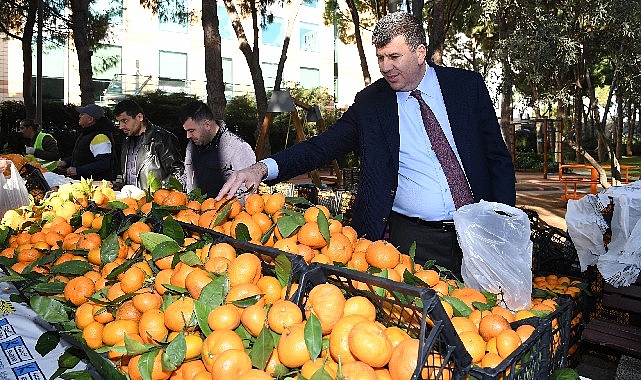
<box><xmin>454</xmin><ymin>200</ymin><xmax>533</xmax><ymax>310</ymax></box>
<box><xmin>0</xmin><ymin>162</ymin><xmax>30</xmax><ymax>217</ymax></box>
<box><xmin>565</xmin><ymin>194</ymin><xmax>610</xmax><ymax>271</ymax></box>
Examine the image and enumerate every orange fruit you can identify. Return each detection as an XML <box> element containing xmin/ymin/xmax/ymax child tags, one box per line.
<box><xmin>515</xmin><ymin>309</ymin><xmax>536</xmax><ymax>321</ymax></box>
<box><xmin>479</xmin><ymin>314</ymin><xmax>511</xmax><ymax>341</ymax></box>
<box><xmin>210</xmin><ymin>349</ymin><xmax>252</xmax><ymax>380</ymax></box>
<box><xmin>297</xmin><ymin>222</ymin><xmax>328</xmax><ymax>249</ymax></box>
<box><xmin>341</xmin><ymin>225</ymin><xmax>358</xmax><ymax>244</ymax></box>
<box><xmin>120</xmin><ymin>266</ymin><xmax>146</xmax><ymax>294</ymax></box>
<box><xmin>102</xmin><ymin>319</ymin><xmax>138</xmax><ymax>346</ymax></box>
<box><xmin>495</xmin><ymin>329</ymin><xmax>521</xmax><ymax>358</ymax></box>
<box><xmin>329</xmin><ymin>314</ymin><xmax>368</xmax><ymax>364</ymax></box>
<box><xmin>184</xmin><ymin>333</ymin><xmax>204</xmax><ymax>360</ymax></box>
<box><xmin>227</xmin><ymin>253</ymin><xmax>262</xmax><ymax>286</ymax></box>
<box><xmin>492</xmin><ymin>306</ymin><xmax>516</xmax><ymax>323</ymax></box>
<box><xmin>241</xmin><ymin>303</ymin><xmax>268</xmax><ymax>337</ymax></box>
<box><xmin>267</xmin><ymin>299</ymin><xmax>303</xmax><ymax>334</ymax></box>
<box><xmin>459</xmin><ymin>331</ymin><xmax>486</xmax><ymax>363</ymax></box>
<box><xmin>163</xmin><ymin>190</ymin><xmax>188</xmax><ymax>207</ymax></box>
<box><xmin>414</xmin><ymin>269</ymin><xmax>440</xmax><ymax>287</ymax></box>
<box><xmin>273</xmin><ymin>236</ymin><xmax>299</xmax><ymax>254</ymax></box>
<box><xmin>305</xmin><ymin>283</ymin><xmax>346</xmax><ymax>334</ymax></box>
<box><xmin>127</xmin><ymin>222</ymin><xmax>151</xmax><ymax>244</ymax></box>
<box><xmin>185</xmin><ymin>268</ymin><xmax>213</xmax><ymax>300</ymax></box>
<box><xmin>127</xmin><ymin>350</ymin><xmax>172</xmax><ymax>380</ymax></box>
<box><xmin>300</xmin><ymin>358</ymin><xmax>338</xmax><ymax>379</ymax></box>
<box><xmin>304</xmin><ymin>205</ymin><xmax>330</xmax><ymax>223</ymax></box>
<box><xmin>244</xmin><ymin>193</ymin><xmax>265</xmax><ymax>215</ymax></box>
<box><xmin>365</xmin><ymin>240</ymin><xmax>400</xmax><ymax>269</ymax></box>
<box><xmin>173</xmin><ymin>360</ymin><xmax>207</xmax><ymax>380</ymax></box>
<box><xmin>277</xmin><ymin>322</ymin><xmax>311</xmax><ymax>368</ymax></box>
<box><xmin>237</xmin><ymin>369</ymin><xmax>273</xmax><ymax>380</ymax></box>
<box><xmin>481</xmin><ymin>352</ymin><xmax>503</xmax><ymax>369</ymax></box>
<box><xmin>229</xmin><ymin>212</ymin><xmax>263</xmax><ymax>242</ymax></box>
<box><xmin>263</xmin><ymin>193</ymin><xmax>286</xmax><ymax>215</ymax></box>
<box><xmin>64</xmin><ymin>276</ymin><xmax>95</xmax><ymax>306</ymax></box>
<box><xmin>208</xmin><ymin>304</ymin><xmax>241</xmax><ymax>331</ymax></box>
<box><xmin>153</xmin><ymin>268</ymin><xmax>173</xmax><ymax>296</ymax></box>
<box><xmin>257</xmin><ymin>276</ymin><xmax>282</xmax><ymax>305</ymax></box>
<box><xmin>450</xmin><ymin>287</ymin><xmax>487</xmax><ymax>309</ymax></box>
<box><xmin>170</xmin><ymin>261</ymin><xmax>197</xmax><ymax>289</ymax></box>
<box><xmin>383</xmin><ymin>326</ymin><xmax>411</xmax><ymax>348</ymax></box>
<box><xmin>132</xmin><ymin>292</ymin><xmax>162</xmax><ymax>313</ymax></box>
<box><xmin>201</xmin><ymin>329</ymin><xmax>245</xmax><ymax>372</ymax></box>
<box><xmin>348</xmin><ymin>320</ymin><xmax>393</xmax><ymax>368</ymax></box>
<box><xmin>82</xmin><ymin>321</ymin><xmax>104</xmax><ymax>349</ymax></box>
<box><xmin>205</xmin><ymin>256</ymin><xmax>231</xmax><ymax>274</ymax></box>
<box><xmin>164</xmin><ymin>297</ymin><xmax>196</xmax><ymax>332</ymax></box>
<box><xmin>516</xmin><ymin>324</ymin><xmax>535</xmax><ymax>343</ymax></box>
<box><xmin>138</xmin><ymin>308</ymin><xmax>168</xmax><ymax>344</ymax></box>
<box><xmin>320</xmin><ymin>232</ymin><xmax>353</xmax><ymax>264</ymax></box>
<box><xmin>388</xmin><ymin>338</ymin><xmax>422</xmax><ymax>380</ymax></box>
<box><xmin>226</xmin><ymin>283</ymin><xmax>263</xmax><ymax>307</ymax></box>
<box><xmin>115</xmin><ymin>300</ymin><xmax>142</xmax><ymax>321</ymax></box>
<box><xmin>251</xmin><ymin>212</ymin><xmax>273</xmax><ymax>234</ymax></box>
<box><xmin>75</xmin><ymin>302</ymin><xmax>96</xmax><ymax>329</ymax></box>
<box><xmin>341</xmin><ymin>361</ymin><xmax>377</xmax><ymax>380</ymax></box>
<box><xmin>343</xmin><ymin>296</ymin><xmax>376</xmax><ymax>321</ymax></box>
<box><xmin>451</xmin><ymin>316</ymin><xmax>478</xmax><ymax>335</ymax></box>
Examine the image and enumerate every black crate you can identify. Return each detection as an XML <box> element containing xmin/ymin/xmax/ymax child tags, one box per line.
<box><xmin>546</xmin><ymin>296</ymin><xmax>573</xmax><ymax>375</ymax></box>
<box><xmin>468</xmin><ymin>318</ymin><xmax>552</xmax><ymax>380</ymax></box>
<box><xmin>532</xmin><ymin>226</ymin><xmax>586</xmax><ymax>280</ymax></box>
<box><xmin>292</xmin><ymin>263</ymin><xmax>473</xmax><ymax>380</ymax></box>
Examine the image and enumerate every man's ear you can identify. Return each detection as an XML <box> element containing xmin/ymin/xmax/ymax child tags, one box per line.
<box><xmin>416</xmin><ymin>44</ymin><xmax>427</xmax><ymax>64</ymax></box>
<box><xmin>136</xmin><ymin>113</ymin><xmax>144</xmax><ymax>122</ymax></box>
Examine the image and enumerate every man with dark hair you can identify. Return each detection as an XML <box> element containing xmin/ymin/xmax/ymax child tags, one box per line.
<box><xmin>216</xmin><ymin>12</ymin><xmax>515</xmax><ymax>277</ymax></box>
<box><xmin>179</xmin><ymin>101</ymin><xmax>255</xmax><ymax>198</ymax></box>
<box><xmin>114</xmin><ymin>99</ymin><xmax>184</xmax><ymax>190</ymax></box>
<box><xmin>57</xmin><ymin>104</ymin><xmax>118</xmax><ymax>181</ymax></box>
<box><xmin>19</xmin><ymin>119</ymin><xmax>60</xmax><ymax>170</ymax></box>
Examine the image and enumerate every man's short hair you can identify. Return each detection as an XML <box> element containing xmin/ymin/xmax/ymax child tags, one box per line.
<box><xmin>372</xmin><ymin>12</ymin><xmax>426</xmax><ymax>51</ymax></box>
<box><xmin>114</xmin><ymin>99</ymin><xmax>144</xmax><ymax>118</ymax></box>
<box><xmin>179</xmin><ymin>101</ymin><xmax>215</xmax><ymax>125</ymax></box>
<box><xmin>19</xmin><ymin>119</ymin><xmax>39</xmax><ymax>130</ymax></box>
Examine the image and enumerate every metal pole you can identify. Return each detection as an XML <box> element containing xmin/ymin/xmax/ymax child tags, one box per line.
<box><xmin>543</xmin><ymin>119</ymin><xmax>548</xmax><ymax>179</ymax></box>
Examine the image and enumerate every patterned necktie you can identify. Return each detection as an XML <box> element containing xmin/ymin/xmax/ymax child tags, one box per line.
<box><xmin>410</xmin><ymin>89</ymin><xmax>474</xmax><ymax>209</ymax></box>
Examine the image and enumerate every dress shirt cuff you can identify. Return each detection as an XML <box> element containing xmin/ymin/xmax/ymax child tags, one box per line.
<box><xmin>261</xmin><ymin>158</ymin><xmax>278</xmax><ymax>181</ymax></box>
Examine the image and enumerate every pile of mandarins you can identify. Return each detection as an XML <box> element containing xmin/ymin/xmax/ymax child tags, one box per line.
<box><xmin>0</xmin><ymin>185</ymin><xmax>570</xmax><ymax>379</ymax></box>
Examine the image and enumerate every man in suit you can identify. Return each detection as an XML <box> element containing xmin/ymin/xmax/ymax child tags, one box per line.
<box><xmin>216</xmin><ymin>12</ymin><xmax>515</xmax><ymax>277</ymax></box>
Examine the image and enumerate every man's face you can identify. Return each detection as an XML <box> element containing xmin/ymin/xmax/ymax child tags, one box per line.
<box><xmin>116</xmin><ymin>112</ymin><xmax>145</xmax><ymax>137</ymax></box>
<box><xmin>376</xmin><ymin>35</ymin><xmax>427</xmax><ymax>92</ymax></box>
<box><xmin>78</xmin><ymin>113</ymin><xmax>95</xmax><ymax>127</ymax></box>
<box><xmin>183</xmin><ymin>117</ymin><xmax>216</xmax><ymax>146</ymax></box>
<box><xmin>19</xmin><ymin>124</ymin><xmax>35</xmax><ymax>139</ymax></box>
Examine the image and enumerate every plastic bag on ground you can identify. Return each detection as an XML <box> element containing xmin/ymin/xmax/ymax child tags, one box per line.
<box><xmin>0</xmin><ymin>162</ymin><xmax>30</xmax><ymax>217</ymax></box>
<box><xmin>454</xmin><ymin>200</ymin><xmax>532</xmax><ymax>311</ymax></box>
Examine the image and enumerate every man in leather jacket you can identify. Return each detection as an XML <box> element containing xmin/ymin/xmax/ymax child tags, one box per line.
<box><xmin>114</xmin><ymin>99</ymin><xmax>184</xmax><ymax>190</ymax></box>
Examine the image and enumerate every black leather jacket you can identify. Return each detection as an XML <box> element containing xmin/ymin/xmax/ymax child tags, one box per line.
<box><xmin>120</xmin><ymin>122</ymin><xmax>184</xmax><ymax>189</ymax></box>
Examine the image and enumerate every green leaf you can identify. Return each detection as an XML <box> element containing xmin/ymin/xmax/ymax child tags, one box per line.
<box><xmin>60</xmin><ymin>370</ymin><xmax>94</xmax><ymax>380</ymax></box>
<box><xmin>402</xmin><ymin>270</ymin><xmax>431</xmax><ymax>287</ymax></box>
<box><xmin>107</xmin><ymin>200</ymin><xmax>128</xmax><ymax>210</ymax></box>
<box><xmin>235</xmin><ymin>223</ymin><xmax>251</xmax><ymax>241</ymax></box>
<box><xmin>275</xmin><ymin>254</ymin><xmax>292</xmax><ymax>288</ymax></box>
<box><xmin>442</xmin><ymin>295</ymin><xmax>473</xmax><ymax>317</ymax></box>
<box><xmin>162</xmin><ymin>284</ymin><xmax>189</xmax><ymax>295</ymax></box>
<box><xmin>317</xmin><ymin>210</ymin><xmax>330</xmax><ymax>243</ymax></box>
<box><xmin>305</xmin><ymin>313</ymin><xmax>323</xmax><ymax>361</ymax></box>
<box><xmin>140</xmin><ymin>232</ymin><xmax>181</xmax><ymax>260</ymax></box>
<box><xmin>482</xmin><ymin>291</ymin><xmax>498</xmax><ymax>307</ymax></box>
<box><xmin>35</xmin><ymin>331</ymin><xmax>59</xmax><ymax>357</ymax></box>
<box><xmin>261</xmin><ymin>224</ymin><xmax>277</xmax><ymax>244</ymax></box>
<box><xmin>167</xmin><ymin>177</ymin><xmax>184</xmax><ymax>192</ymax></box>
<box><xmin>100</xmin><ymin>233</ymin><xmax>121</xmax><ymax>264</ymax></box>
<box><xmin>250</xmin><ymin>326</ymin><xmax>275</xmax><ymax>370</ymax></box>
<box><xmin>148</xmin><ymin>173</ymin><xmax>162</xmax><ymax>195</ymax></box>
<box><xmin>99</xmin><ymin>213</ymin><xmax>114</xmax><ymax>239</ymax></box>
<box><xmin>277</xmin><ymin>215</ymin><xmax>304</xmax><ymax>238</ymax></box>
<box><xmin>30</xmin><ymin>296</ymin><xmax>69</xmax><ymax>323</ymax></box>
<box><xmin>180</xmin><ymin>251</ymin><xmax>202</xmax><ymax>267</ymax></box>
<box><xmin>195</xmin><ymin>300</ymin><xmax>214</xmax><ymax>336</ymax></box>
<box><xmin>212</xmin><ymin>203</ymin><xmax>232</xmax><ymax>227</ymax></box>
<box><xmin>138</xmin><ymin>349</ymin><xmax>159</xmax><ymax>380</ymax></box>
<box><xmin>530</xmin><ymin>309</ymin><xmax>552</xmax><ymax>318</ymax></box>
<box><xmin>77</xmin><ymin>340</ymin><xmax>126</xmax><ymax>380</ymax></box>
<box><xmin>162</xmin><ymin>332</ymin><xmax>186</xmax><ymax>371</ymax></box>
<box><xmin>311</xmin><ymin>367</ymin><xmax>335</xmax><ymax>380</ymax></box>
<box><xmin>30</xmin><ymin>281</ymin><xmax>67</xmax><ymax>294</ymax></box>
<box><xmin>50</xmin><ymin>260</ymin><xmax>94</xmax><ymax>275</ymax></box>
<box><xmin>472</xmin><ymin>301</ymin><xmax>492</xmax><ymax>312</ymax></box>
<box><xmin>58</xmin><ymin>347</ymin><xmax>82</xmax><ymax>369</ymax></box>
<box><xmin>198</xmin><ymin>274</ymin><xmax>228</xmax><ymax>307</ymax></box>
<box><xmin>232</xmin><ymin>294</ymin><xmax>263</xmax><ymax>308</ymax></box>
<box><xmin>163</xmin><ymin>216</ymin><xmax>185</xmax><ymax>246</ymax></box>
<box><xmin>125</xmin><ymin>334</ymin><xmax>155</xmax><ymax>355</ymax></box>
<box><xmin>551</xmin><ymin>367</ymin><xmax>580</xmax><ymax>380</ymax></box>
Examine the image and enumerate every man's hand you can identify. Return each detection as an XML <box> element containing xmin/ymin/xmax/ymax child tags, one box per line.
<box><xmin>66</xmin><ymin>167</ymin><xmax>77</xmax><ymax>177</ymax></box>
<box><xmin>57</xmin><ymin>160</ymin><xmax>67</xmax><ymax>170</ymax></box>
<box><xmin>216</xmin><ymin>162</ymin><xmax>267</xmax><ymax>201</ymax></box>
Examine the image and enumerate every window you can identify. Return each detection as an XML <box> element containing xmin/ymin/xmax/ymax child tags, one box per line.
<box><xmin>300</xmin><ymin>67</ymin><xmax>320</xmax><ymax>88</ymax></box>
<box><xmin>300</xmin><ymin>22</ymin><xmax>319</xmax><ymax>52</ymax></box>
<box><xmin>159</xmin><ymin>0</ymin><xmax>188</xmax><ymax>33</ymax></box>
<box><xmin>32</xmin><ymin>45</ymin><xmax>64</xmax><ymax>101</ymax></box>
<box><xmin>218</xmin><ymin>6</ymin><xmax>233</xmax><ymax>40</ymax></box>
<box><xmin>159</xmin><ymin>51</ymin><xmax>188</xmax><ymax>91</ymax></box>
<box><xmin>303</xmin><ymin>0</ymin><xmax>318</xmax><ymax>7</ymax></box>
<box><xmin>262</xmin><ymin>17</ymin><xmax>283</xmax><ymax>46</ymax></box>
<box><xmin>261</xmin><ymin>62</ymin><xmax>278</xmax><ymax>90</ymax></box>
<box><xmin>223</xmin><ymin>57</ymin><xmax>233</xmax><ymax>99</ymax></box>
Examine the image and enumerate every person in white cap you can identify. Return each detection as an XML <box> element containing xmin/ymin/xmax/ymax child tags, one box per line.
<box><xmin>56</xmin><ymin>104</ymin><xmax>118</xmax><ymax>181</ymax></box>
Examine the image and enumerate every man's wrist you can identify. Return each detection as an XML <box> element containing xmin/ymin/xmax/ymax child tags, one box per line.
<box><xmin>255</xmin><ymin>162</ymin><xmax>268</xmax><ymax>180</ymax></box>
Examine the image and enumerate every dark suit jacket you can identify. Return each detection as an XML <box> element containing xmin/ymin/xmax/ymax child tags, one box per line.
<box><xmin>270</xmin><ymin>64</ymin><xmax>516</xmax><ymax>240</ymax></box>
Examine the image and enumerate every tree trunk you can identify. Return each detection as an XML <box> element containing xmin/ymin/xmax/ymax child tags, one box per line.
<box><xmin>497</xmin><ymin>6</ymin><xmax>513</xmax><ymax>158</ymax></box>
<box><xmin>427</xmin><ymin>0</ymin><xmax>445</xmax><ymax>65</ymax></box>
<box><xmin>70</xmin><ymin>0</ymin><xmax>95</xmax><ymax>105</ymax></box>
<box><xmin>345</xmin><ymin>0</ymin><xmax>370</xmax><ymax>85</ymax></box>
<box><xmin>627</xmin><ymin>102</ymin><xmax>636</xmax><ymax>156</ymax></box>
<box><xmin>202</xmin><ymin>0</ymin><xmax>226</xmax><ymax>119</ymax></box>
<box><xmin>573</xmin><ymin>80</ymin><xmax>583</xmax><ymax>163</ymax></box>
<box><xmin>615</xmin><ymin>93</ymin><xmax>623</xmax><ymax>160</ymax></box>
<box><xmin>223</xmin><ymin>0</ymin><xmax>268</xmax><ymax>154</ymax></box>
<box><xmin>22</xmin><ymin>0</ymin><xmax>37</xmax><ymax>119</ymax></box>
<box><xmin>274</xmin><ymin>0</ymin><xmax>303</xmax><ymax>91</ymax></box>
